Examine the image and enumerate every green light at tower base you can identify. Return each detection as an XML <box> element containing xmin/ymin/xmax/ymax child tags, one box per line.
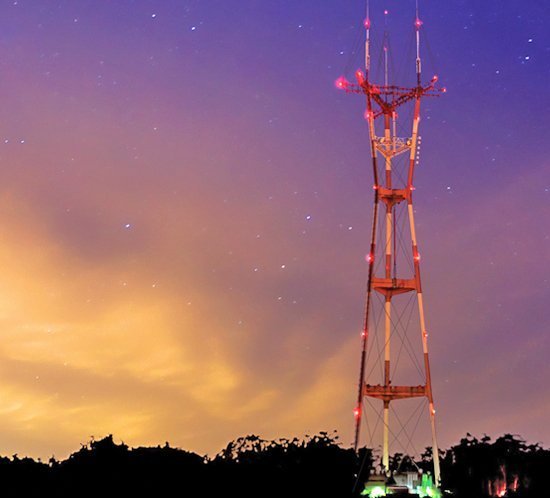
<box><xmin>364</xmin><ymin>486</ymin><xmax>386</xmax><ymax>498</ymax></box>
<box><xmin>361</xmin><ymin>472</ymin><xmax>442</xmax><ymax>498</ymax></box>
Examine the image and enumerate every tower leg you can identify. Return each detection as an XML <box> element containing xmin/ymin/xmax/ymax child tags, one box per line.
<box><xmin>408</xmin><ymin>204</ymin><xmax>441</xmax><ymax>488</ymax></box>
<box><xmin>383</xmin><ymin>294</ymin><xmax>391</xmax><ymax>475</ymax></box>
<box><xmin>383</xmin><ymin>400</ymin><xmax>390</xmax><ymax>475</ymax></box>
<box><xmin>382</xmin><ymin>112</ymin><xmax>392</xmax><ymax>478</ymax></box>
<box><xmin>428</xmin><ymin>401</ymin><xmax>441</xmax><ymax>487</ymax></box>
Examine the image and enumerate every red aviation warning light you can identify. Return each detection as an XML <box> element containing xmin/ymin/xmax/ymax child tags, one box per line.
<box><xmin>415</xmin><ymin>17</ymin><xmax>423</xmax><ymax>29</ymax></box>
<box><xmin>335</xmin><ymin>76</ymin><xmax>348</xmax><ymax>90</ymax></box>
<box><xmin>353</xmin><ymin>406</ymin><xmax>361</xmax><ymax>420</ymax></box>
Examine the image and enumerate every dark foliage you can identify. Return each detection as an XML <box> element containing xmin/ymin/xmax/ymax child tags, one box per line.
<box><xmin>0</xmin><ymin>432</ymin><xmax>546</xmax><ymax>497</ymax></box>
<box><xmin>53</xmin><ymin>435</ymin><xmax>205</xmax><ymax>497</ymax></box>
<box><xmin>210</xmin><ymin>431</ymin><xmax>359</xmax><ymax>497</ymax></box>
<box><xmin>438</xmin><ymin>433</ymin><xmax>550</xmax><ymax>498</ymax></box>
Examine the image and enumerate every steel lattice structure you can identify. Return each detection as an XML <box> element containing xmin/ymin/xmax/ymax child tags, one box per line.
<box><xmin>337</xmin><ymin>1</ymin><xmax>445</xmax><ymax>488</ymax></box>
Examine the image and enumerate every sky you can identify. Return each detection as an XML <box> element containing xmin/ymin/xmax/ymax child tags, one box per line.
<box><xmin>0</xmin><ymin>0</ymin><xmax>547</xmax><ymax>460</ymax></box>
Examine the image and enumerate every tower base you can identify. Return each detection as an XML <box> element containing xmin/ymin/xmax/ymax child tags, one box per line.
<box><xmin>361</xmin><ymin>471</ymin><xmax>441</xmax><ymax>498</ymax></box>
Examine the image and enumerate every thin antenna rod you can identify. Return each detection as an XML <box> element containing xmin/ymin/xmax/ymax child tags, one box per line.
<box><xmin>365</xmin><ymin>0</ymin><xmax>371</xmax><ymax>76</ymax></box>
<box><xmin>415</xmin><ymin>0</ymin><xmax>422</xmax><ymax>85</ymax></box>
<box><xmin>384</xmin><ymin>9</ymin><xmax>389</xmax><ymax>88</ymax></box>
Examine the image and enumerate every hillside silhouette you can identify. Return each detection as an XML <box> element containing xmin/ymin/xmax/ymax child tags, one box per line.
<box><xmin>0</xmin><ymin>431</ymin><xmax>546</xmax><ymax>497</ymax></box>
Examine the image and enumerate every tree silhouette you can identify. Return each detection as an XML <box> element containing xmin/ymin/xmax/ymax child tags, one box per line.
<box><xmin>0</xmin><ymin>432</ymin><xmax>546</xmax><ymax>497</ymax></box>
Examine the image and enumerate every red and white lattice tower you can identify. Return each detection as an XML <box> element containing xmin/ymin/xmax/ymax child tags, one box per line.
<box><xmin>337</xmin><ymin>1</ymin><xmax>445</xmax><ymax>487</ymax></box>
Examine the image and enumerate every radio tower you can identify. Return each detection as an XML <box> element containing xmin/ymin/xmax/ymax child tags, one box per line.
<box><xmin>337</xmin><ymin>0</ymin><xmax>445</xmax><ymax>491</ymax></box>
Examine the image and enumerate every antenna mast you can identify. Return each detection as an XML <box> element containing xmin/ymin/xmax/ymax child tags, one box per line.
<box><xmin>415</xmin><ymin>0</ymin><xmax>422</xmax><ymax>85</ymax></box>
<box><xmin>338</xmin><ymin>0</ymin><xmax>446</xmax><ymax>492</ymax></box>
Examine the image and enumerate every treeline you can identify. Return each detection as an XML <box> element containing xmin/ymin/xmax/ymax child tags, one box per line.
<box><xmin>441</xmin><ymin>433</ymin><xmax>548</xmax><ymax>498</ymax></box>
<box><xmin>0</xmin><ymin>431</ymin><xmax>547</xmax><ymax>497</ymax></box>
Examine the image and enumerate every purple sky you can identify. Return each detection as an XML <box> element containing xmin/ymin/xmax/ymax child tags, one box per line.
<box><xmin>0</xmin><ymin>0</ymin><xmax>547</xmax><ymax>459</ymax></box>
